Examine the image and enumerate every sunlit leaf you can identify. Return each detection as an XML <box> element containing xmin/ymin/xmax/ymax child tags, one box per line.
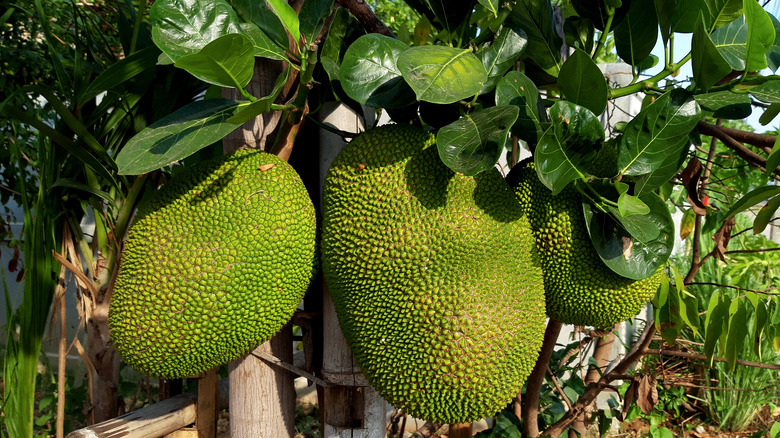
<box><xmin>692</xmin><ymin>13</ymin><xmax>732</xmax><ymax>91</ymax></box>
<box><xmin>495</xmin><ymin>71</ymin><xmax>546</xmax><ymax>144</ymax></box>
<box><xmin>557</xmin><ymin>47</ymin><xmax>608</xmax><ymax>115</ymax></box>
<box><xmin>174</xmin><ymin>33</ymin><xmax>255</xmax><ymax>88</ymax></box>
<box><xmin>743</xmin><ymin>0</ymin><xmax>774</xmax><ymax>72</ymax></box>
<box><xmin>398</xmin><ymin>46</ymin><xmax>487</xmax><ymax>104</ymax></box>
<box><xmin>478</xmin><ymin>25</ymin><xmax>528</xmax><ymax>94</ymax></box>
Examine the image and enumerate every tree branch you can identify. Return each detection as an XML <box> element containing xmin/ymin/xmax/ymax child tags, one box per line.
<box><xmin>711</xmin><ymin>123</ymin><xmax>777</xmax><ymax>152</ymax></box>
<box><xmin>541</xmin><ymin>322</ymin><xmax>657</xmax><ymax>438</ymax></box>
<box><xmin>336</xmin><ymin>0</ymin><xmax>394</xmax><ymax>36</ymax></box>
<box><xmin>522</xmin><ymin>319</ymin><xmax>563</xmax><ymax>437</ymax></box>
<box><xmin>697</xmin><ymin>121</ymin><xmax>780</xmax><ymax>179</ymax></box>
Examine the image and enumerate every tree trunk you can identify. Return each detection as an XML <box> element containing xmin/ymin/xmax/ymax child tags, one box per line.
<box><xmin>319</xmin><ymin>102</ymin><xmax>387</xmax><ymax>438</ymax></box>
<box><xmin>223</xmin><ymin>56</ymin><xmax>298</xmax><ymax>437</ymax></box>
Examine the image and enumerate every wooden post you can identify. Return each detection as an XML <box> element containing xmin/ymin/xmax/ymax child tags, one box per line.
<box><xmin>318</xmin><ymin>102</ymin><xmax>388</xmax><ymax>438</ymax></box>
<box><xmin>448</xmin><ymin>423</ymin><xmax>472</xmax><ymax>438</ymax></box>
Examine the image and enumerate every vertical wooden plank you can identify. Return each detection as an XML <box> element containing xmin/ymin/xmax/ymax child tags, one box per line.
<box><xmin>197</xmin><ymin>369</ymin><xmax>219</xmax><ymax>438</ymax></box>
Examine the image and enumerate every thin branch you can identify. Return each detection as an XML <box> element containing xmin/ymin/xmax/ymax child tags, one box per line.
<box><xmin>646</xmin><ymin>348</ymin><xmax>780</xmax><ymax>370</ymax></box>
<box><xmin>547</xmin><ymin>366</ymin><xmax>573</xmax><ymax>411</ymax></box>
<box><xmin>725</xmin><ymin>247</ymin><xmax>780</xmax><ymax>255</ymax></box>
<box><xmin>687</xmin><ymin>282</ymin><xmax>779</xmax><ymax>295</ymax></box>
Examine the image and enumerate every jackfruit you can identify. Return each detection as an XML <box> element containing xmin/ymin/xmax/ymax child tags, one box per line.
<box><xmin>109</xmin><ymin>150</ymin><xmax>317</xmax><ymax>379</ymax></box>
<box><xmin>322</xmin><ymin>125</ymin><xmax>546</xmax><ymax>424</ymax></box>
<box><xmin>507</xmin><ymin>161</ymin><xmax>662</xmax><ymax>328</ymax></box>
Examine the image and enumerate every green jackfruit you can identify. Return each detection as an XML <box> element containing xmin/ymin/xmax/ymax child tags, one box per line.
<box><xmin>110</xmin><ymin>150</ymin><xmax>317</xmax><ymax>378</ymax></box>
<box><xmin>507</xmin><ymin>161</ymin><xmax>662</xmax><ymax>329</ymax></box>
<box><xmin>322</xmin><ymin>125</ymin><xmax>546</xmax><ymax>424</ymax></box>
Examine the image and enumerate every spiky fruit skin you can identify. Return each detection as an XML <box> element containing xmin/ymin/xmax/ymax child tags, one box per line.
<box><xmin>110</xmin><ymin>150</ymin><xmax>317</xmax><ymax>379</ymax></box>
<box><xmin>507</xmin><ymin>162</ymin><xmax>662</xmax><ymax>329</ymax></box>
<box><xmin>322</xmin><ymin>125</ymin><xmax>546</xmax><ymax>424</ymax></box>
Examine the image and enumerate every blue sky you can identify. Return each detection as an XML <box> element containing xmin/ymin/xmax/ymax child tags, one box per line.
<box><xmin>645</xmin><ymin>1</ymin><xmax>779</xmax><ymax>133</ymax></box>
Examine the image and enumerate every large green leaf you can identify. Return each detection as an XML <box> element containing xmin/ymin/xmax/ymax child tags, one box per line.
<box><xmin>618</xmin><ymin>90</ymin><xmax>701</xmax><ymax>176</ymax></box>
<box><xmin>693</xmin><ymin>90</ymin><xmax>753</xmax><ymax>118</ymax></box>
<box><xmin>116</xmin><ymin>99</ymin><xmax>246</xmax><ymax>175</ymax></box>
<box><xmin>403</xmin><ymin>0</ymin><xmax>473</xmax><ymax>34</ymax></box>
<box><xmin>266</xmin><ymin>0</ymin><xmax>300</xmax><ymax>44</ymax></box>
<box><xmin>398</xmin><ymin>46</ymin><xmax>487</xmax><ymax>104</ymax></box>
<box><xmin>749</xmin><ymin>77</ymin><xmax>780</xmax><ymax>103</ymax></box>
<box><xmin>723</xmin><ymin>185</ymin><xmax>780</xmax><ymax>218</ymax></box>
<box><xmin>743</xmin><ymin>0</ymin><xmax>774</xmax><ymax>72</ymax></box>
<box><xmin>299</xmin><ymin>0</ymin><xmax>335</xmax><ymax>45</ymax></box>
<box><xmin>655</xmin><ymin>0</ymin><xmax>676</xmax><ymax>43</ymax></box>
<box><xmin>671</xmin><ymin>0</ymin><xmax>709</xmax><ymax>33</ymax></box>
<box><xmin>80</xmin><ymin>45</ymin><xmax>160</xmax><ymax>104</ymax></box>
<box><xmin>174</xmin><ymin>33</ymin><xmax>255</xmax><ymax>88</ymax></box>
<box><xmin>583</xmin><ymin>191</ymin><xmax>674</xmax><ymax>280</ymax></box>
<box><xmin>535</xmin><ymin>101</ymin><xmax>604</xmax><ymax>195</ymax></box>
<box><xmin>495</xmin><ymin>71</ymin><xmax>545</xmax><ymax>144</ymax></box>
<box><xmin>711</xmin><ymin>15</ymin><xmax>748</xmax><ymax>70</ymax></box>
<box><xmin>725</xmin><ymin>298</ymin><xmax>748</xmax><ymax>371</ymax></box>
<box><xmin>240</xmin><ymin>22</ymin><xmax>289</xmax><ymax>61</ymax></box>
<box><xmin>705</xmin><ymin>0</ymin><xmax>743</xmax><ymax>30</ymax></box>
<box><xmin>436</xmin><ymin>105</ymin><xmax>519</xmax><ymax>176</ymax></box>
<box><xmin>151</xmin><ymin>0</ymin><xmax>242</xmax><ymax>62</ymax></box>
<box><xmin>692</xmin><ymin>14</ymin><xmax>732</xmax><ymax>91</ymax></box>
<box><xmin>614</xmin><ymin>0</ymin><xmax>659</xmax><ymax>66</ymax></box>
<box><xmin>507</xmin><ymin>0</ymin><xmax>563</xmax><ymax>76</ymax></box>
<box><xmin>478</xmin><ymin>0</ymin><xmax>500</xmax><ymax>17</ymax></box>
<box><xmin>556</xmin><ymin>48</ymin><xmax>607</xmax><ymax>115</ymax></box>
<box><xmin>232</xmin><ymin>0</ymin><xmax>289</xmax><ymax>50</ymax></box>
<box><xmin>340</xmin><ymin>34</ymin><xmax>416</xmax><ymax>109</ymax></box>
<box><xmin>478</xmin><ymin>25</ymin><xmax>528</xmax><ymax>94</ymax></box>
<box><xmin>704</xmin><ymin>292</ymin><xmax>728</xmax><ymax>359</ymax></box>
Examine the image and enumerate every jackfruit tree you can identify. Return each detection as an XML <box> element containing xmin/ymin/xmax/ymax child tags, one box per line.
<box><xmin>6</xmin><ymin>0</ymin><xmax>780</xmax><ymax>436</ymax></box>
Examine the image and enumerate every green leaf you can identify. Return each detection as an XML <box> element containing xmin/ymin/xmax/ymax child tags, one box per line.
<box><xmin>672</xmin><ymin>0</ymin><xmax>709</xmax><ymax>33</ymax></box>
<box><xmin>705</xmin><ymin>0</ymin><xmax>743</xmax><ymax>30</ymax></box>
<box><xmin>299</xmin><ymin>0</ymin><xmax>334</xmax><ymax>45</ymax></box>
<box><xmin>759</xmin><ymin>102</ymin><xmax>780</xmax><ymax>125</ymax></box>
<box><xmin>618</xmin><ymin>90</ymin><xmax>701</xmax><ymax>176</ymax></box>
<box><xmin>478</xmin><ymin>25</ymin><xmax>528</xmax><ymax>94</ymax></box>
<box><xmin>752</xmin><ymin>195</ymin><xmax>780</xmax><ymax>234</ymax></box>
<box><xmin>80</xmin><ymin>45</ymin><xmax>161</xmax><ymax>104</ymax></box>
<box><xmin>712</xmin><ymin>15</ymin><xmax>748</xmax><ymax>70</ymax></box>
<box><xmin>766</xmin><ymin>14</ymin><xmax>780</xmax><ymax>72</ymax></box>
<box><xmin>692</xmin><ymin>13</ymin><xmax>732</xmax><ymax>91</ymax></box>
<box><xmin>478</xmin><ymin>0</ymin><xmax>500</xmax><ymax>17</ymax></box>
<box><xmin>743</xmin><ymin>0</ymin><xmax>774</xmax><ymax>72</ymax></box>
<box><xmin>694</xmin><ymin>90</ymin><xmax>753</xmax><ymax>119</ymax></box>
<box><xmin>557</xmin><ymin>47</ymin><xmax>608</xmax><ymax>115</ymax></box>
<box><xmin>227</xmin><ymin>68</ymin><xmax>291</xmax><ymax>125</ymax></box>
<box><xmin>652</xmin><ymin>278</ymin><xmax>670</xmax><ymax>308</ymax></box>
<box><xmin>398</xmin><ymin>46</ymin><xmax>487</xmax><ymax>104</ymax></box>
<box><xmin>614</xmin><ymin>0</ymin><xmax>659</xmax><ymax>67</ymax></box>
<box><xmin>116</xmin><ymin>99</ymin><xmax>245</xmax><ymax>175</ymax></box>
<box><xmin>677</xmin><ymin>285</ymin><xmax>700</xmax><ymax>336</ymax></box>
<box><xmin>755</xmin><ymin>299</ymin><xmax>767</xmax><ymax>359</ymax></box>
<box><xmin>507</xmin><ymin>0</ymin><xmax>563</xmax><ymax>76</ymax></box>
<box><xmin>150</xmin><ymin>0</ymin><xmax>242</xmax><ymax>62</ymax></box>
<box><xmin>725</xmin><ymin>298</ymin><xmax>747</xmax><ymax>371</ymax></box>
<box><xmin>495</xmin><ymin>71</ymin><xmax>545</xmax><ymax>144</ymax></box>
<box><xmin>632</xmin><ymin>147</ymin><xmax>688</xmax><ymax>196</ymax></box>
<box><xmin>340</xmin><ymin>34</ymin><xmax>416</xmax><ymax>109</ymax></box>
<box><xmin>749</xmin><ymin>78</ymin><xmax>780</xmax><ymax>103</ymax></box>
<box><xmin>655</xmin><ymin>0</ymin><xmax>676</xmax><ymax>43</ymax></box>
<box><xmin>771</xmin><ymin>421</ymin><xmax>780</xmax><ymax>438</ymax></box>
<box><xmin>240</xmin><ymin>22</ymin><xmax>290</xmax><ymax>61</ymax></box>
<box><xmin>723</xmin><ymin>185</ymin><xmax>780</xmax><ymax>218</ymax></box>
<box><xmin>174</xmin><ymin>33</ymin><xmax>255</xmax><ymax>88</ymax></box>
<box><xmin>766</xmin><ymin>133</ymin><xmax>780</xmax><ymax>175</ymax></box>
<box><xmin>436</xmin><ymin>106</ymin><xmax>519</xmax><ymax>176</ymax></box>
<box><xmin>618</xmin><ymin>192</ymin><xmax>651</xmax><ymax>217</ymax></box>
<box><xmin>266</xmin><ymin>0</ymin><xmax>301</xmax><ymax>44</ymax></box>
<box><xmin>584</xmin><ymin>191</ymin><xmax>674</xmax><ymax>280</ymax></box>
<box><xmin>232</xmin><ymin>0</ymin><xmax>289</xmax><ymax>49</ymax></box>
<box><xmin>404</xmin><ymin>0</ymin><xmax>473</xmax><ymax>34</ymax></box>
<box><xmin>704</xmin><ymin>292</ymin><xmax>728</xmax><ymax>359</ymax></box>
<box><xmin>563</xmin><ymin>16</ymin><xmax>596</xmax><ymax>53</ymax></box>
<box><xmin>534</xmin><ymin>101</ymin><xmax>604</xmax><ymax>195</ymax></box>
<box><xmin>679</xmin><ymin>207</ymin><xmax>696</xmax><ymax>239</ymax></box>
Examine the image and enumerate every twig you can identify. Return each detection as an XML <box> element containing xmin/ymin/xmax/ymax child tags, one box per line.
<box><xmin>646</xmin><ymin>348</ymin><xmax>780</xmax><ymax>370</ymax></box>
<box><xmin>687</xmin><ymin>281</ymin><xmax>779</xmax><ymax>294</ymax></box>
<box><xmin>547</xmin><ymin>366</ymin><xmax>573</xmax><ymax>411</ymax></box>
